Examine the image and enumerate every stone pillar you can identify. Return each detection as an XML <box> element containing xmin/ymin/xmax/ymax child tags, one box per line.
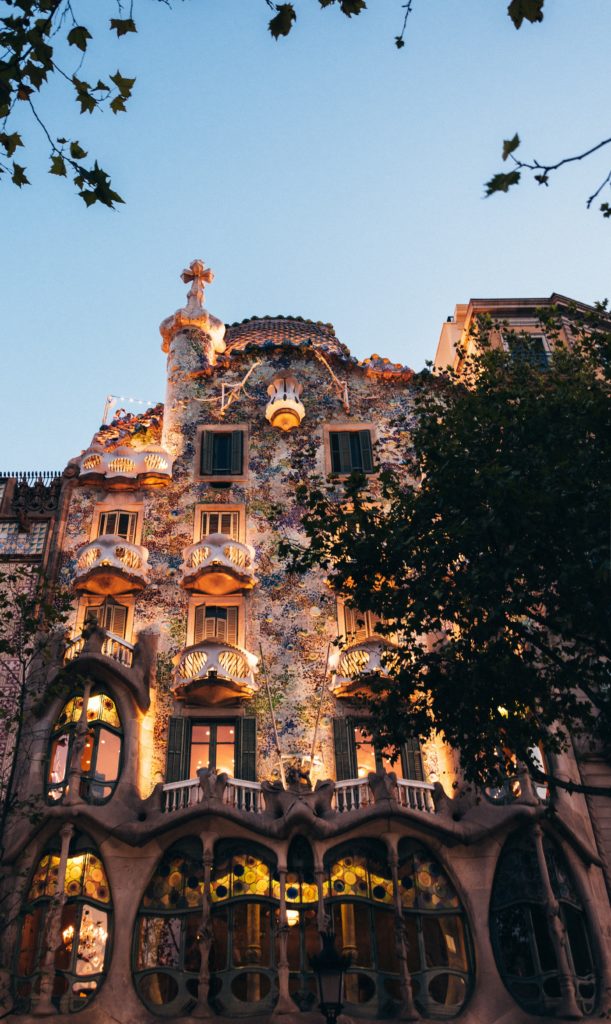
<box><xmin>532</xmin><ymin>824</ymin><xmax>582</xmax><ymax>1020</ymax></box>
<box><xmin>273</xmin><ymin>864</ymin><xmax>296</xmax><ymax>1016</ymax></box>
<box><xmin>389</xmin><ymin>849</ymin><xmax>420</xmax><ymax>1021</ymax></box>
<box><xmin>64</xmin><ymin>682</ymin><xmax>92</xmax><ymax>806</ymax></box>
<box><xmin>33</xmin><ymin>823</ymin><xmax>74</xmax><ymax>1016</ymax></box>
<box><xmin>192</xmin><ymin>836</ymin><xmax>215</xmax><ymax>1019</ymax></box>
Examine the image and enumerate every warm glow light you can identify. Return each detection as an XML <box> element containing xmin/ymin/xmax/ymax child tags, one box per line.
<box><xmin>497</xmin><ymin>706</ymin><xmax>509</xmax><ymax>718</ymax></box>
<box><xmin>286</xmin><ymin>909</ymin><xmax>300</xmax><ymax>927</ymax></box>
<box><xmin>62</xmin><ymin>925</ymin><xmax>75</xmax><ymax>947</ymax></box>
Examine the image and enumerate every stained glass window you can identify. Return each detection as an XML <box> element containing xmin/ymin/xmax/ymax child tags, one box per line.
<box><xmin>211</xmin><ymin>852</ymin><xmax>272</xmax><ymax>903</ymax></box>
<box><xmin>491</xmin><ymin>830</ymin><xmax>597</xmax><ymax>1016</ymax></box>
<box><xmin>397</xmin><ymin>840</ymin><xmax>471</xmax><ymax>1019</ymax></box>
<box><xmin>327</xmin><ymin>851</ymin><xmax>393</xmax><ymax>905</ymax></box>
<box><xmin>47</xmin><ymin>692</ymin><xmax>122</xmax><ymax>804</ymax></box>
<box><xmin>15</xmin><ymin>835</ymin><xmax>111</xmax><ymax>1013</ymax></box>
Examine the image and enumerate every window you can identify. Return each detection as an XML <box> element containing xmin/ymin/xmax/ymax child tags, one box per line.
<box><xmin>15</xmin><ymin>834</ymin><xmax>111</xmax><ymax>1013</ymax></box>
<box><xmin>504</xmin><ymin>332</ymin><xmax>550</xmax><ymax>369</ymax></box>
<box><xmin>134</xmin><ymin>838</ymin><xmax>204</xmax><ymax>1016</ymax></box>
<box><xmin>491</xmin><ymin>831</ymin><xmax>596</xmax><ymax>1016</ymax></box>
<box><xmin>200</xmin><ymin>430</ymin><xmax>245</xmax><ymax>478</ymax></box>
<box><xmin>200</xmin><ymin>509</ymin><xmax>241</xmax><ymax>541</ymax></box>
<box><xmin>333</xmin><ymin>719</ymin><xmax>424</xmax><ymax>782</ymax></box>
<box><xmin>193</xmin><ymin>604</ymin><xmax>239</xmax><ymax>645</ymax></box>
<box><xmin>329</xmin><ymin>429</ymin><xmax>373</xmax><ymax>474</ymax></box>
<box><xmin>343</xmin><ymin>606</ymin><xmax>384</xmax><ymax>644</ymax></box>
<box><xmin>97</xmin><ymin>510</ymin><xmax>137</xmax><ymax>542</ymax></box>
<box><xmin>165</xmin><ymin>716</ymin><xmax>257</xmax><ymax>782</ymax></box>
<box><xmin>86</xmin><ymin>597</ymin><xmax>128</xmax><ymax>638</ymax></box>
<box><xmin>47</xmin><ymin>693</ymin><xmax>122</xmax><ymax>804</ymax></box>
<box><xmin>397</xmin><ymin>839</ymin><xmax>472</xmax><ymax>1018</ymax></box>
<box><xmin>281</xmin><ymin>838</ymin><xmax>319</xmax><ymax>1011</ymax></box>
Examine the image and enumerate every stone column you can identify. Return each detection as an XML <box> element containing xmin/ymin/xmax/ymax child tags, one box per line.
<box><xmin>532</xmin><ymin>824</ymin><xmax>582</xmax><ymax>1020</ymax></box>
<box><xmin>273</xmin><ymin>865</ymin><xmax>296</xmax><ymax>1015</ymax></box>
<box><xmin>64</xmin><ymin>683</ymin><xmax>92</xmax><ymax>806</ymax></box>
<box><xmin>192</xmin><ymin>836</ymin><xmax>215</xmax><ymax>1019</ymax></box>
<box><xmin>33</xmin><ymin>823</ymin><xmax>74</xmax><ymax>1016</ymax></box>
<box><xmin>389</xmin><ymin>849</ymin><xmax>420</xmax><ymax>1021</ymax></box>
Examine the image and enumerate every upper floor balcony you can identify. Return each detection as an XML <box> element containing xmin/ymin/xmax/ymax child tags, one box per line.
<box><xmin>172</xmin><ymin>640</ymin><xmax>259</xmax><ymax>705</ymax></box>
<box><xmin>330</xmin><ymin>637</ymin><xmax>397</xmax><ymax>698</ymax></box>
<box><xmin>76</xmin><ymin>446</ymin><xmax>174</xmax><ymax>488</ymax></box>
<box><xmin>74</xmin><ymin>535</ymin><xmax>149</xmax><ymax>595</ymax></box>
<box><xmin>180</xmin><ymin>533</ymin><xmax>257</xmax><ymax>595</ymax></box>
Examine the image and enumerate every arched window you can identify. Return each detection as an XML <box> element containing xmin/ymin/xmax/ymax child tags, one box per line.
<box><xmin>133</xmin><ymin>838</ymin><xmax>204</xmax><ymax>1016</ymax></box>
<box><xmin>324</xmin><ymin>841</ymin><xmax>400</xmax><ymax>1018</ymax></box>
<box><xmin>210</xmin><ymin>842</ymin><xmax>277</xmax><ymax>1015</ymax></box>
<box><xmin>15</xmin><ymin>834</ymin><xmax>111</xmax><ymax>1013</ymax></box>
<box><xmin>47</xmin><ymin>691</ymin><xmax>122</xmax><ymax>804</ymax></box>
<box><xmin>277</xmin><ymin>836</ymin><xmax>319</xmax><ymax>1011</ymax></box>
<box><xmin>397</xmin><ymin>840</ymin><xmax>471</xmax><ymax>1018</ymax></box>
<box><xmin>491</xmin><ymin>831</ymin><xmax>597</xmax><ymax>1015</ymax></box>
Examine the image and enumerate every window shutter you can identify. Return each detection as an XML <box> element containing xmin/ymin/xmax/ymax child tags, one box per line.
<box><xmin>166</xmin><ymin>716</ymin><xmax>188</xmax><ymax>782</ymax></box>
<box><xmin>226</xmin><ymin>606</ymin><xmax>239</xmax><ymax>646</ymax></box>
<box><xmin>206</xmin><ymin>608</ymin><xmax>220</xmax><ymax>641</ymax></box>
<box><xmin>337</xmin><ymin>432</ymin><xmax>352</xmax><ymax>473</ymax></box>
<box><xmin>344</xmin><ymin>606</ymin><xmax>368</xmax><ymax>643</ymax></box>
<box><xmin>200</xmin><ymin>431</ymin><xmax>214</xmax><ymax>475</ymax></box>
<box><xmin>230</xmin><ymin>431</ymin><xmax>244</xmax><ymax>475</ymax></box>
<box><xmin>194</xmin><ymin>605</ymin><xmax>206</xmax><ymax>644</ymax></box>
<box><xmin>402</xmin><ymin>736</ymin><xmax>424</xmax><ymax>781</ymax></box>
<box><xmin>333</xmin><ymin>718</ymin><xmax>356</xmax><ymax>780</ymax></box>
<box><xmin>235</xmin><ymin>717</ymin><xmax>257</xmax><ymax>781</ymax></box>
<box><xmin>105</xmin><ymin>601</ymin><xmax>127</xmax><ymax>638</ymax></box>
<box><xmin>359</xmin><ymin>430</ymin><xmax>374</xmax><ymax>472</ymax></box>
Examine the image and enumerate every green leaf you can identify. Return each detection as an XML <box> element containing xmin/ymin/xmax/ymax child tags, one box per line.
<box><xmin>50</xmin><ymin>153</ymin><xmax>67</xmax><ymax>176</ymax></box>
<box><xmin>72</xmin><ymin>76</ymin><xmax>97</xmax><ymax>114</ymax></box>
<box><xmin>339</xmin><ymin>0</ymin><xmax>366</xmax><ymax>15</ymax></box>
<box><xmin>109</xmin><ymin>17</ymin><xmax>137</xmax><ymax>36</ymax></box>
<box><xmin>0</xmin><ymin>131</ymin><xmax>23</xmax><ymax>157</ymax></box>
<box><xmin>395</xmin><ymin>35</ymin><xmax>405</xmax><ymax>48</ymax></box>
<box><xmin>484</xmin><ymin>170</ymin><xmax>521</xmax><ymax>196</ymax></box>
<box><xmin>600</xmin><ymin>203</ymin><xmax>611</xmax><ymax>219</ymax></box>
<box><xmin>11</xmin><ymin>162</ymin><xmax>29</xmax><ymax>187</ymax></box>
<box><xmin>69</xmin><ymin>140</ymin><xmax>87</xmax><ymax>160</ymax></box>
<box><xmin>109</xmin><ymin>70</ymin><xmax>135</xmax><ymax>98</ymax></box>
<box><xmin>502</xmin><ymin>133</ymin><xmax>520</xmax><ymax>161</ymax></box>
<box><xmin>269</xmin><ymin>4</ymin><xmax>296</xmax><ymax>38</ymax></box>
<box><xmin>507</xmin><ymin>0</ymin><xmax>544</xmax><ymax>29</ymax></box>
<box><xmin>110</xmin><ymin>95</ymin><xmax>126</xmax><ymax>113</ymax></box>
<box><xmin>67</xmin><ymin>25</ymin><xmax>92</xmax><ymax>52</ymax></box>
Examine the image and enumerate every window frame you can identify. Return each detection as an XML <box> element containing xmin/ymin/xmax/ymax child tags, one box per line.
<box><xmin>188</xmin><ymin>719</ymin><xmax>238</xmax><ymax>778</ymax></box>
<box><xmin>90</xmin><ymin>500</ymin><xmax>143</xmax><ymax>546</ymax></box>
<box><xmin>187</xmin><ymin>595</ymin><xmax>245</xmax><ymax>649</ymax></box>
<box><xmin>75</xmin><ymin>596</ymin><xmax>134</xmax><ymax>642</ymax></box>
<box><xmin>322</xmin><ymin>423</ymin><xmax>376</xmax><ymax>477</ymax></box>
<box><xmin>46</xmin><ymin>691</ymin><xmax>123</xmax><ymax>805</ymax></box>
<box><xmin>195</xmin><ymin>503</ymin><xmax>245</xmax><ymax>543</ymax></box>
<box><xmin>195</xmin><ymin>424</ymin><xmax>249</xmax><ymax>483</ymax></box>
<box><xmin>333</xmin><ymin>718</ymin><xmax>425</xmax><ymax>782</ymax></box>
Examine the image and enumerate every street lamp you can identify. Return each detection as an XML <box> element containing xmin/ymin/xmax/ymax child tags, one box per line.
<box><xmin>309</xmin><ymin>931</ymin><xmax>352</xmax><ymax>1024</ymax></box>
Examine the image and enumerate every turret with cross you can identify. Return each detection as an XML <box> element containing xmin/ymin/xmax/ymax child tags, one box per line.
<box><xmin>181</xmin><ymin>259</ymin><xmax>214</xmax><ymax>312</ymax></box>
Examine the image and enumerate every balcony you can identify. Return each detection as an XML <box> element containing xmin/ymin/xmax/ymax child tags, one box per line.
<box><xmin>330</xmin><ymin>637</ymin><xmax>396</xmax><ymax>698</ymax></box>
<box><xmin>65</xmin><ymin>630</ymin><xmax>134</xmax><ymax>668</ymax></box>
<box><xmin>172</xmin><ymin>640</ymin><xmax>259</xmax><ymax>705</ymax></box>
<box><xmin>332</xmin><ymin>777</ymin><xmax>435</xmax><ymax>814</ymax></box>
<box><xmin>62</xmin><ymin>623</ymin><xmax>156</xmax><ymax>713</ymax></box>
<box><xmin>74</xmin><ymin>535</ymin><xmax>149</xmax><ymax>594</ymax></box>
<box><xmin>162</xmin><ymin>776</ymin><xmax>263</xmax><ymax>814</ymax></box>
<box><xmin>180</xmin><ymin>533</ymin><xmax>257</xmax><ymax>595</ymax></box>
<box><xmin>77</xmin><ymin>446</ymin><xmax>174</xmax><ymax>488</ymax></box>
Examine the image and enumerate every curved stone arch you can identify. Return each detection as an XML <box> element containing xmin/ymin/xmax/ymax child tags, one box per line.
<box><xmin>490</xmin><ymin>826</ymin><xmax>598</xmax><ymax>1017</ymax></box>
<box><xmin>13</xmin><ymin>828</ymin><xmax>113</xmax><ymax>1015</ymax></box>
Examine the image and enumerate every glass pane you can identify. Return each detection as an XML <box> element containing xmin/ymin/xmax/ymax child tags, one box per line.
<box><xmin>211</xmin><ymin>908</ymin><xmax>228</xmax><ymax>970</ymax></box>
<box><xmin>28</xmin><ymin>853</ymin><xmax>60</xmax><ymax>901</ymax></box>
<box><xmin>80</xmin><ymin>731</ymin><xmax>94</xmax><ymax>774</ymax></box>
<box><xmin>189</xmin><ymin>742</ymin><xmax>210</xmax><ymax>776</ymax></box>
<box><xmin>76</xmin><ymin>905</ymin><xmax>108</xmax><ymax>975</ymax></box>
<box><xmin>231</xmin><ymin>903</ymin><xmax>272</xmax><ymax>967</ymax></box>
<box><xmin>374</xmin><ymin>908</ymin><xmax>399</xmax><ymax>973</ymax></box>
<box><xmin>403</xmin><ymin>916</ymin><xmax>421</xmax><ymax>974</ymax></box>
<box><xmin>57</xmin><ymin>903</ymin><xmax>78</xmax><ymax>971</ymax></box>
<box><xmin>354</xmin><ymin>728</ymin><xmax>377</xmax><ymax>778</ymax></box>
<box><xmin>428</xmin><ymin>973</ymin><xmax>466</xmax><ymax>1007</ymax></box>
<box><xmin>333</xmin><ymin>903</ymin><xmax>372</xmax><ymax>967</ymax></box>
<box><xmin>82</xmin><ymin>853</ymin><xmax>111</xmax><ymax>904</ymax></box>
<box><xmin>48</xmin><ymin>734</ymin><xmax>70</xmax><ymax>797</ymax></box>
<box><xmin>422</xmin><ymin>916</ymin><xmax>450</xmax><ymax>968</ymax></box>
<box><xmin>531</xmin><ymin>905</ymin><xmax>556</xmax><ymax>972</ymax></box>
<box><xmin>213</xmin><ymin>434</ymin><xmax>232</xmax><ymax>473</ymax></box>
<box><xmin>142</xmin><ymin>853</ymin><xmax>204</xmax><ymax>911</ymax></box>
<box><xmin>183</xmin><ymin>913</ymin><xmax>202</xmax><ymax>973</ymax></box>
<box><xmin>215</xmin><ymin>743</ymin><xmax>235</xmax><ymax>777</ymax></box>
<box><xmin>136</xmin><ymin>917</ymin><xmax>182</xmax><ymax>968</ymax></box>
<box><xmin>494</xmin><ymin>905</ymin><xmax>536</xmax><ymax>976</ymax></box>
<box><xmin>93</xmin><ymin>729</ymin><xmax>121</xmax><ymax>783</ymax></box>
<box><xmin>86</xmin><ymin>693</ymin><xmax>120</xmax><ymax>729</ymax></box>
<box><xmin>329</xmin><ymin>854</ymin><xmax>369</xmax><ymax>899</ymax></box>
<box><xmin>18</xmin><ymin>907</ymin><xmax>44</xmax><ymax>976</ymax></box>
<box><xmin>54</xmin><ymin>697</ymin><xmax>83</xmax><ymax>730</ymax></box>
<box><xmin>138</xmin><ymin>972</ymin><xmax>179</xmax><ymax>1007</ymax></box>
<box><xmin>563</xmin><ymin>905</ymin><xmax>593</xmax><ymax>977</ymax></box>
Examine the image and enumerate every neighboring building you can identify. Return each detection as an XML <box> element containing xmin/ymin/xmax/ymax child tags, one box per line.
<box><xmin>1</xmin><ymin>266</ymin><xmax>610</xmax><ymax>1024</ymax></box>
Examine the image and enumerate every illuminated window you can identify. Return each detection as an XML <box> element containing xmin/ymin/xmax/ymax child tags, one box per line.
<box><xmin>189</xmin><ymin>722</ymin><xmax>236</xmax><ymax>778</ymax></box>
<box><xmin>333</xmin><ymin>719</ymin><xmax>424</xmax><ymax>782</ymax></box>
<box><xmin>491</xmin><ymin>831</ymin><xmax>596</xmax><ymax>1016</ymax></box>
<box><xmin>97</xmin><ymin>510</ymin><xmax>137</xmax><ymax>543</ymax></box>
<box><xmin>398</xmin><ymin>839</ymin><xmax>471</xmax><ymax>1018</ymax></box>
<box><xmin>329</xmin><ymin>429</ymin><xmax>373</xmax><ymax>474</ymax></box>
<box><xmin>47</xmin><ymin>693</ymin><xmax>122</xmax><ymax>804</ymax></box>
<box><xmin>134</xmin><ymin>838</ymin><xmax>204</xmax><ymax>1016</ymax></box>
<box><xmin>14</xmin><ymin>835</ymin><xmax>111</xmax><ymax>1013</ymax></box>
<box><xmin>165</xmin><ymin>717</ymin><xmax>256</xmax><ymax>783</ymax></box>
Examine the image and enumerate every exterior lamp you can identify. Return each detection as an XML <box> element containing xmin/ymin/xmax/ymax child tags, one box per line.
<box><xmin>265</xmin><ymin>374</ymin><xmax>305</xmax><ymax>431</ymax></box>
<box><xmin>309</xmin><ymin>931</ymin><xmax>351</xmax><ymax>1024</ymax></box>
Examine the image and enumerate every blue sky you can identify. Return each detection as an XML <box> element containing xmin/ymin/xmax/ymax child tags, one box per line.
<box><xmin>2</xmin><ymin>0</ymin><xmax>610</xmax><ymax>470</ymax></box>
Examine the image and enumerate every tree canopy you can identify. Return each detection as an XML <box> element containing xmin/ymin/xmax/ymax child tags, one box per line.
<box><xmin>284</xmin><ymin>305</ymin><xmax>611</xmax><ymax>794</ymax></box>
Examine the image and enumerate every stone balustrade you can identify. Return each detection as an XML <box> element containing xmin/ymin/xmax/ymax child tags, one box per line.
<box><xmin>162</xmin><ymin>776</ymin><xmax>263</xmax><ymax>814</ymax></box>
<box><xmin>172</xmin><ymin>640</ymin><xmax>259</xmax><ymax>704</ymax></box>
<box><xmin>76</xmin><ymin>446</ymin><xmax>174</xmax><ymax>486</ymax></box>
<box><xmin>65</xmin><ymin>630</ymin><xmax>134</xmax><ymax>668</ymax></box>
<box><xmin>74</xmin><ymin>535</ymin><xmax>149</xmax><ymax>594</ymax></box>
<box><xmin>180</xmin><ymin>533</ymin><xmax>257</xmax><ymax>594</ymax></box>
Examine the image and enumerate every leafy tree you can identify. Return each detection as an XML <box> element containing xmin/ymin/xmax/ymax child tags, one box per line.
<box><xmin>284</xmin><ymin>305</ymin><xmax>611</xmax><ymax>795</ymax></box>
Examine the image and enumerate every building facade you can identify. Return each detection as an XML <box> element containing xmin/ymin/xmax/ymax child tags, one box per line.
<box><xmin>1</xmin><ymin>265</ymin><xmax>610</xmax><ymax>1024</ymax></box>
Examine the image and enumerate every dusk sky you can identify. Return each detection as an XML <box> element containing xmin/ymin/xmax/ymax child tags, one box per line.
<box><xmin>2</xmin><ymin>0</ymin><xmax>610</xmax><ymax>470</ymax></box>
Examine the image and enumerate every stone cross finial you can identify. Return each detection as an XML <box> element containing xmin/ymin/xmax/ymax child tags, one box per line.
<box><xmin>181</xmin><ymin>259</ymin><xmax>214</xmax><ymax>312</ymax></box>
